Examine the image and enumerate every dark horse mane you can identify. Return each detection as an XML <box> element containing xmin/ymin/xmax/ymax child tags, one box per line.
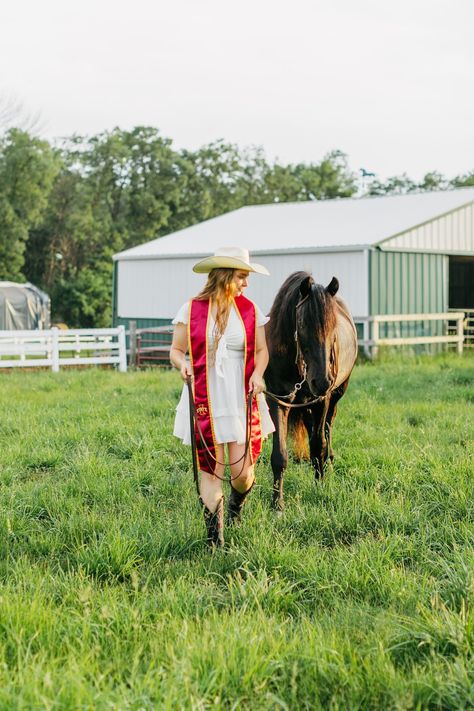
<box><xmin>267</xmin><ymin>271</ymin><xmax>337</xmax><ymax>353</ymax></box>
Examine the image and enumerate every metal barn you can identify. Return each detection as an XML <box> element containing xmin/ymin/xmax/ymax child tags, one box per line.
<box><xmin>113</xmin><ymin>188</ymin><xmax>474</xmax><ymax>346</ymax></box>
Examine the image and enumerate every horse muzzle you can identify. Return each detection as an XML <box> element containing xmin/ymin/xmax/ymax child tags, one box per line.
<box><xmin>308</xmin><ymin>375</ymin><xmax>332</xmax><ymax>398</ymax></box>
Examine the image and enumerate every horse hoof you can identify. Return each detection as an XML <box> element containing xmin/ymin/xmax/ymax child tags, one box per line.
<box><xmin>272</xmin><ymin>501</ymin><xmax>284</xmax><ymax>515</ymax></box>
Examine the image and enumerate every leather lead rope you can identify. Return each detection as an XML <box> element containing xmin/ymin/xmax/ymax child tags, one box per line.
<box><xmin>186</xmin><ymin>375</ymin><xmax>254</xmax><ymax>484</ymax></box>
<box><xmin>187</xmin><ymin>376</ymin><xmax>201</xmax><ymax>496</ymax></box>
<box><xmin>263</xmin><ymin>389</ymin><xmax>325</xmax><ymax>409</ymax></box>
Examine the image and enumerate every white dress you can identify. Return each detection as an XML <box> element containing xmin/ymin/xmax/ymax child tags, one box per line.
<box><xmin>173</xmin><ymin>301</ymin><xmax>276</xmax><ymax>445</ymax></box>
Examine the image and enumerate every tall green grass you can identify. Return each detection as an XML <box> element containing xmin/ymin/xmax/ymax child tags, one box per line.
<box><xmin>0</xmin><ymin>354</ymin><xmax>473</xmax><ymax>709</ymax></box>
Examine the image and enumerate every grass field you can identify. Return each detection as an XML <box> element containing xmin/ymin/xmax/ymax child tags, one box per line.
<box><xmin>0</xmin><ymin>353</ymin><xmax>473</xmax><ymax>709</ymax></box>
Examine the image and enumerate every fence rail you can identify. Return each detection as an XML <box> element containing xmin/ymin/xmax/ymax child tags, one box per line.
<box><xmin>354</xmin><ymin>312</ymin><xmax>465</xmax><ymax>356</ymax></box>
<box><xmin>0</xmin><ymin>326</ymin><xmax>127</xmax><ymax>372</ymax></box>
<box><xmin>128</xmin><ymin>313</ymin><xmax>468</xmax><ymax>368</ymax></box>
<box><xmin>127</xmin><ymin>325</ymin><xmax>173</xmax><ymax>368</ymax></box>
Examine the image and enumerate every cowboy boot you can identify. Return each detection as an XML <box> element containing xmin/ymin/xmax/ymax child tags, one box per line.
<box><xmin>202</xmin><ymin>497</ymin><xmax>224</xmax><ymax>548</ymax></box>
<box><xmin>227</xmin><ymin>482</ymin><xmax>254</xmax><ymax>525</ymax></box>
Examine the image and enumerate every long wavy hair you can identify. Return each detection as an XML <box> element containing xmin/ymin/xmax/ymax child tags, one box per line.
<box><xmin>196</xmin><ymin>268</ymin><xmax>238</xmax><ymax>362</ymax></box>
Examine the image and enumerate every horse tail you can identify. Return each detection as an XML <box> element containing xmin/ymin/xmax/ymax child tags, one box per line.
<box><xmin>290</xmin><ymin>410</ymin><xmax>309</xmax><ymax>462</ymax></box>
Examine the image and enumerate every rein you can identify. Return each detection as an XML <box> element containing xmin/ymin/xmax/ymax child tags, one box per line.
<box><xmin>264</xmin><ymin>389</ymin><xmax>325</xmax><ymax>409</ymax></box>
<box><xmin>186</xmin><ymin>376</ymin><xmax>254</xmax><ymax>487</ymax></box>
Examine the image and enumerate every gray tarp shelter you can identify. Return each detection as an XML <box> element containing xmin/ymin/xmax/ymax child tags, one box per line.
<box><xmin>0</xmin><ymin>282</ymin><xmax>50</xmax><ymax>330</ymax></box>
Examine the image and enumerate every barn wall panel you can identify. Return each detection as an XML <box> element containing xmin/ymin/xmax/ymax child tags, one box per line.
<box><xmin>370</xmin><ymin>250</ymin><xmax>448</xmax><ymax>339</ymax></box>
<box><xmin>117</xmin><ymin>250</ymin><xmax>369</xmax><ymax>320</ymax></box>
<box><xmin>384</xmin><ymin>203</ymin><xmax>474</xmax><ymax>253</ymax></box>
<box><xmin>370</xmin><ymin>251</ymin><xmax>447</xmax><ymax>315</ymax></box>
<box><xmin>242</xmin><ymin>251</ymin><xmax>368</xmax><ymax>318</ymax></box>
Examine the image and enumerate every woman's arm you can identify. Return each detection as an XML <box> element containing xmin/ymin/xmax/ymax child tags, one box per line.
<box><xmin>170</xmin><ymin>323</ymin><xmax>192</xmax><ymax>381</ymax></box>
<box><xmin>249</xmin><ymin>325</ymin><xmax>269</xmax><ymax>394</ymax></box>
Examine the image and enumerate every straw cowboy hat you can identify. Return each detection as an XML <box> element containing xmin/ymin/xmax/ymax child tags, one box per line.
<box><xmin>192</xmin><ymin>247</ymin><xmax>270</xmax><ymax>275</ymax></box>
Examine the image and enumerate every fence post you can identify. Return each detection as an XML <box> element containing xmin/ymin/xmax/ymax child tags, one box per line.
<box><xmin>117</xmin><ymin>325</ymin><xmax>127</xmax><ymax>372</ymax></box>
<box><xmin>129</xmin><ymin>320</ymin><xmax>137</xmax><ymax>368</ymax></box>
<box><xmin>371</xmin><ymin>318</ymin><xmax>379</xmax><ymax>359</ymax></box>
<box><xmin>51</xmin><ymin>327</ymin><xmax>60</xmax><ymax>372</ymax></box>
<box><xmin>457</xmin><ymin>314</ymin><xmax>464</xmax><ymax>355</ymax></box>
<box><xmin>363</xmin><ymin>319</ymin><xmax>370</xmax><ymax>358</ymax></box>
<box><xmin>372</xmin><ymin>318</ymin><xmax>380</xmax><ymax>359</ymax></box>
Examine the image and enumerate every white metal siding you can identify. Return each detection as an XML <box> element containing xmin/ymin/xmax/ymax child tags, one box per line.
<box><xmin>117</xmin><ymin>250</ymin><xmax>368</xmax><ymax>320</ymax></box>
<box><xmin>383</xmin><ymin>203</ymin><xmax>474</xmax><ymax>253</ymax></box>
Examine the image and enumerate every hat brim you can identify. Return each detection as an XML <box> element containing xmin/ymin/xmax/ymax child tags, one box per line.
<box><xmin>193</xmin><ymin>256</ymin><xmax>269</xmax><ymax>275</ymax></box>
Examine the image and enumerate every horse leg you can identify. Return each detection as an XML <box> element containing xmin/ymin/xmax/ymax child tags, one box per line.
<box><xmin>325</xmin><ymin>379</ymin><xmax>350</xmax><ymax>462</ymax></box>
<box><xmin>291</xmin><ymin>408</ymin><xmax>312</xmax><ymax>463</ymax></box>
<box><xmin>309</xmin><ymin>398</ymin><xmax>330</xmax><ymax>480</ymax></box>
<box><xmin>269</xmin><ymin>401</ymin><xmax>289</xmax><ymax>511</ymax></box>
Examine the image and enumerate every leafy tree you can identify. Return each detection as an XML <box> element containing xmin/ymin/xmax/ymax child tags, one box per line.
<box><xmin>262</xmin><ymin>151</ymin><xmax>356</xmax><ymax>202</ymax></box>
<box><xmin>27</xmin><ymin>127</ymin><xmax>186</xmax><ymax>325</ymax></box>
<box><xmin>367</xmin><ymin>172</ymin><xmax>418</xmax><ymax>196</ymax></box>
<box><xmin>25</xmin><ymin>168</ymin><xmax>114</xmax><ymax>326</ymax></box>
<box><xmin>166</xmin><ymin>141</ymin><xmax>267</xmax><ymax>233</ymax></box>
<box><xmin>451</xmin><ymin>171</ymin><xmax>474</xmax><ymax>188</ymax></box>
<box><xmin>65</xmin><ymin>127</ymin><xmax>185</xmax><ymax>248</ymax></box>
<box><xmin>0</xmin><ymin>129</ymin><xmax>60</xmax><ymax>280</ymax></box>
<box><xmin>418</xmin><ymin>171</ymin><xmax>450</xmax><ymax>192</ymax></box>
<box><xmin>366</xmin><ymin>170</ymin><xmax>453</xmax><ymax>196</ymax></box>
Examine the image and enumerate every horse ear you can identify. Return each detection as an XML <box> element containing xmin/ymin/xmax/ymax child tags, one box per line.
<box><xmin>326</xmin><ymin>277</ymin><xmax>339</xmax><ymax>296</ymax></box>
<box><xmin>300</xmin><ymin>275</ymin><xmax>313</xmax><ymax>297</ymax></box>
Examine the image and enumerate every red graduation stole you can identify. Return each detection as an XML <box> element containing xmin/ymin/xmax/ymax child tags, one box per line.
<box><xmin>188</xmin><ymin>294</ymin><xmax>263</xmax><ymax>475</ymax></box>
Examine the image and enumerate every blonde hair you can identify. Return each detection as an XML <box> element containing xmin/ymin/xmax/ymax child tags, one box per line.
<box><xmin>197</xmin><ymin>269</ymin><xmax>238</xmax><ymax>362</ymax></box>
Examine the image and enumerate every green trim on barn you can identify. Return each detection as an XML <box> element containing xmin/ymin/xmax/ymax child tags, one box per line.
<box><xmin>112</xmin><ymin>261</ymin><xmax>118</xmax><ymax>327</ymax></box>
<box><xmin>370</xmin><ymin>250</ymin><xmax>448</xmax><ymax>340</ymax></box>
<box><xmin>370</xmin><ymin>250</ymin><xmax>447</xmax><ymax>315</ymax></box>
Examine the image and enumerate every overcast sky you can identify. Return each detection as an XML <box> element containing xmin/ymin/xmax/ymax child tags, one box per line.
<box><xmin>1</xmin><ymin>0</ymin><xmax>473</xmax><ymax>180</ymax></box>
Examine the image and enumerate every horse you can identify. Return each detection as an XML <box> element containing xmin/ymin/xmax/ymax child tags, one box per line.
<box><xmin>264</xmin><ymin>271</ymin><xmax>358</xmax><ymax>510</ymax></box>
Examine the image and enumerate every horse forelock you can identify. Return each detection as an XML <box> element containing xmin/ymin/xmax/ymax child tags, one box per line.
<box><xmin>301</xmin><ymin>283</ymin><xmax>337</xmax><ymax>341</ymax></box>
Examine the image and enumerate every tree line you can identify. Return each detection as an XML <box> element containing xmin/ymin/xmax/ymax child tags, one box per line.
<box><xmin>0</xmin><ymin>126</ymin><xmax>472</xmax><ymax>327</ymax></box>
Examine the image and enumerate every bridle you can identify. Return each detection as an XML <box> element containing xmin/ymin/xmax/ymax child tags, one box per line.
<box><xmin>264</xmin><ymin>292</ymin><xmax>338</xmax><ymax>409</ymax></box>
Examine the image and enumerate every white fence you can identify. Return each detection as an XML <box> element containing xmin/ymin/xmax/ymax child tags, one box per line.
<box><xmin>355</xmin><ymin>312</ymin><xmax>465</xmax><ymax>356</ymax></box>
<box><xmin>0</xmin><ymin>327</ymin><xmax>127</xmax><ymax>372</ymax></box>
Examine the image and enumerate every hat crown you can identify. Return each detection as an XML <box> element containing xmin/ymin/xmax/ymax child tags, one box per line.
<box><xmin>192</xmin><ymin>245</ymin><xmax>269</xmax><ymax>275</ymax></box>
<box><xmin>214</xmin><ymin>246</ymin><xmax>250</xmax><ymax>265</ymax></box>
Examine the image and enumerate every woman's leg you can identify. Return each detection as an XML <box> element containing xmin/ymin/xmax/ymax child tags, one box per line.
<box><xmin>227</xmin><ymin>442</ymin><xmax>255</xmax><ymax>524</ymax></box>
<box><xmin>228</xmin><ymin>442</ymin><xmax>254</xmax><ymax>491</ymax></box>
<box><xmin>199</xmin><ymin>445</ymin><xmax>225</xmax><ymax>548</ymax></box>
<box><xmin>199</xmin><ymin>444</ymin><xmax>225</xmax><ymax>512</ymax></box>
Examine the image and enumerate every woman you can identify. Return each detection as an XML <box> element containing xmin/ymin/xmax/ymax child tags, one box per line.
<box><xmin>170</xmin><ymin>247</ymin><xmax>275</xmax><ymax>548</ymax></box>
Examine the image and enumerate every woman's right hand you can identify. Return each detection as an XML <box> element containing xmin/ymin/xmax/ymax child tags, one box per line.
<box><xmin>180</xmin><ymin>361</ymin><xmax>193</xmax><ymax>382</ymax></box>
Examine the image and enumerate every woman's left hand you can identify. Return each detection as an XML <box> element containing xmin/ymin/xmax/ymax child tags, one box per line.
<box><xmin>249</xmin><ymin>372</ymin><xmax>265</xmax><ymax>395</ymax></box>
